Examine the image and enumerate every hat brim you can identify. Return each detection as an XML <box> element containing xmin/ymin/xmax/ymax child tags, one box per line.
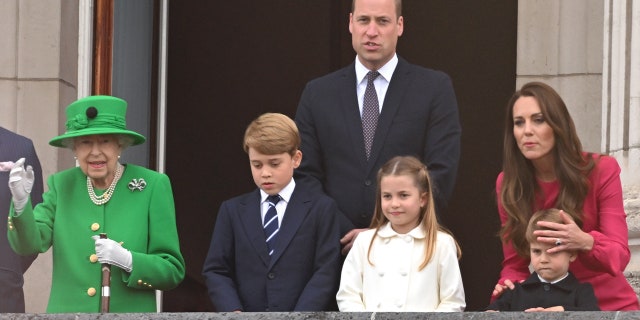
<box><xmin>49</xmin><ymin>128</ymin><xmax>146</xmax><ymax>148</ymax></box>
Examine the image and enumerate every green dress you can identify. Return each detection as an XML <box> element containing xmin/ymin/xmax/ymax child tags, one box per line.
<box><xmin>8</xmin><ymin>164</ymin><xmax>185</xmax><ymax>313</ymax></box>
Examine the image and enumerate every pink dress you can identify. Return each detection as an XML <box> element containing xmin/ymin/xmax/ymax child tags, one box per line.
<box><xmin>496</xmin><ymin>154</ymin><xmax>639</xmax><ymax>311</ymax></box>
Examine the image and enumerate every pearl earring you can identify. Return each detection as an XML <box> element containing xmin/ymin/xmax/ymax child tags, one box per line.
<box><xmin>118</xmin><ymin>155</ymin><xmax>121</xmax><ymax>159</ymax></box>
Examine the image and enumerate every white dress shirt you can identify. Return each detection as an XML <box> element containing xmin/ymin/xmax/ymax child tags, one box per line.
<box><xmin>355</xmin><ymin>54</ymin><xmax>398</xmax><ymax>116</ymax></box>
<box><xmin>259</xmin><ymin>179</ymin><xmax>295</xmax><ymax>228</ymax></box>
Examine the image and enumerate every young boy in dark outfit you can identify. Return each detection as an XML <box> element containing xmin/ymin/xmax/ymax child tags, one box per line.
<box><xmin>487</xmin><ymin>208</ymin><xmax>600</xmax><ymax>311</ymax></box>
<box><xmin>202</xmin><ymin>113</ymin><xmax>341</xmax><ymax>312</ymax></box>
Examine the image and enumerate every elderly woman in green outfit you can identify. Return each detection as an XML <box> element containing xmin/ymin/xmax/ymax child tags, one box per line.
<box><xmin>7</xmin><ymin>96</ymin><xmax>185</xmax><ymax>313</ymax></box>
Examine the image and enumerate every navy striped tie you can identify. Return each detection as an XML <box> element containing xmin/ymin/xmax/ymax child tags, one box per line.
<box><xmin>264</xmin><ymin>195</ymin><xmax>281</xmax><ymax>256</ymax></box>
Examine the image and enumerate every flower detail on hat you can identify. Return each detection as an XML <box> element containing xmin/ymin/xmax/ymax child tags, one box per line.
<box><xmin>67</xmin><ymin>113</ymin><xmax>89</xmax><ymax>131</ymax></box>
<box><xmin>128</xmin><ymin>178</ymin><xmax>147</xmax><ymax>192</ymax></box>
<box><xmin>86</xmin><ymin>106</ymin><xmax>98</xmax><ymax>119</ymax></box>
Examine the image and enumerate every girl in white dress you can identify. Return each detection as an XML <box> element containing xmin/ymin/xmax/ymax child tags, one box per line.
<box><xmin>337</xmin><ymin>156</ymin><xmax>465</xmax><ymax>312</ymax></box>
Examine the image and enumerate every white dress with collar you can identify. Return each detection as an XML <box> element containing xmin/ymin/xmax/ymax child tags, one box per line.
<box><xmin>337</xmin><ymin>222</ymin><xmax>465</xmax><ymax>312</ymax></box>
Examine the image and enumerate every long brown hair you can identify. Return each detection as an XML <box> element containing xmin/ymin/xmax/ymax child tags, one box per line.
<box><xmin>368</xmin><ymin>156</ymin><xmax>461</xmax><ymax>270</ymax></box>
<box><xmin>499</xmin><ymin>82</ymin><xmax>595</xmax><ymax>257</ymax></box>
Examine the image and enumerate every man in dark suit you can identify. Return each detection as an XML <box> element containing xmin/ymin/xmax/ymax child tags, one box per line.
<box><xmin>202</xmin><ymin>113</ymin><xmax>340</xmax><ymax>312</ymax></box>
<box><xmin>0</xmin><ymin>127</ymin><xmax>43</xmax><ymax>312</ymax></box>
<box><xmin>295</xmin><ymin>0</ymin><xmax>461</xmax><ymax>254</ymax></box>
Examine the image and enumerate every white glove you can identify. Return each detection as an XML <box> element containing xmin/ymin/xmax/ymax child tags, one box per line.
<box><xmin>8</xmin><ymin>158</ymin><xmax>34</xmax><ymax>214</ymax></box>
<box><xmin>92</xmin><ymin>236</ymin><xmax>133</xmax><ymax>273</ymax></box>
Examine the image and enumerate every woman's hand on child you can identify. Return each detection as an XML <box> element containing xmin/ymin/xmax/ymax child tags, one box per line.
<box><xmin>534</xmin><ymin>210</ymin><xmax>594</xmax><ymax>253</ymax></box>
<box><xmin>492</xmin><ymin>279</ymin><xmax>525</xmax><ymax>298</ymax></box>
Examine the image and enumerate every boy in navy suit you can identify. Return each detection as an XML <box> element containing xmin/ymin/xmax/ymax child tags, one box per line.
<box><xmin>202</xmin><ymin>113</ymin><xmax>341</xmax><ymax>312</ymax></box>
<box><xmin>487</xmin><ymin>208</ymin><xmax>599</xmax><ymax>311</ymax></box>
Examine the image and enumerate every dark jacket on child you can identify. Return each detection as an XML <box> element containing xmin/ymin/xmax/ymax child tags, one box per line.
<box><xmin>202</xmin><ymin>184</ymin><xmax>341</xmax><ymax>312</ymax></box>
<box><xmin>487</xmin><ymin>271</ymin><xmax>600</xmax><ymax>311</ymax></box>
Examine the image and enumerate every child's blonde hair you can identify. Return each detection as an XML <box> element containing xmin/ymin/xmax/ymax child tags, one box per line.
<box><xmin>525</xmin><ymin>208</ymin><xmax>564</xmax><ymax>255</ymax></box>
<box><xmin>243</xmin><ymin>113</ymin><xmax>300</xmax><ymax>156</ymax></box>
<box><xmin>368</xmin><ymin>156</ymin><xmax>461</xmax><ymax>270</ymax></box>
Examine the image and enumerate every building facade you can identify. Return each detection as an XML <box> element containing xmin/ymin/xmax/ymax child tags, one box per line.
<box><xmin>0</xmin><ymin>0</ymin><xmax>638</xmax><ymax>312</ymax></box>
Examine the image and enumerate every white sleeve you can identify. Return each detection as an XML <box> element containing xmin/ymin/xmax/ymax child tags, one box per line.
<box><xmin>336</xmin><ymin>233</ymin><xmax>368</xmax><ymax>311</ymax></box>
<box><xmin>435</xmin><ymin>233</ymin><xmax>466</xmax><ymax>312</ymax></box>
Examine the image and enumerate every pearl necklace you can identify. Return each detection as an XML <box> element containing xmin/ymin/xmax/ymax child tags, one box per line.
<box><xmin>87</xmin><ymin>163</ymin><xmax>123</xmax><ymax>206</ymax></box>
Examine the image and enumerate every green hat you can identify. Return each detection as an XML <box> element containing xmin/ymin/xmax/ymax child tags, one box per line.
<box><xmin>49</xmin><ymin>95</ymin><xmax>146</xmax><ymax>148</ymax></box>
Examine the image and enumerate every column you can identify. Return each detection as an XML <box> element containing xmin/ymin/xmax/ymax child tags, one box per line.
<box><xmin>603</xmin><ymin>0</ymin><xmax>640</xmax><ymax>296</ymax></box>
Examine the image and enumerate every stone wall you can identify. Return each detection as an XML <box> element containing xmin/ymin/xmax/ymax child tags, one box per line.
<box><xmin>2</xmin><ymin>0</ymin><xmax>639</xmax><ymax>312</ymax></box>
<box><xmin>0</xmin><ymin>312</ymin><xmax>639</xmax><ymax>320</ymax></box>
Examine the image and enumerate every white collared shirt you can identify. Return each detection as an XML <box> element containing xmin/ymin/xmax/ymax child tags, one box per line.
<box><xmin>260</xmin><ymin>178</ymin><xmax>295</xmax><ymax>228</ymax></box>
<box><xmin>537</xmin><ymin>272</ymin><xmax>569</xmax><ymax>284</ymax></box>
<box><xmin>355</xmin><ymin>54</ymin><xmax>399</xmax><ymax>116</ymax></box>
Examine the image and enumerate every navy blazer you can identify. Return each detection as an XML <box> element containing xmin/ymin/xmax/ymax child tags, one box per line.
<box><xmin>202</xmin><ymin>184</ymin><xmax>341</xmax><ymax>312</ymax></box>
<box><xmin>295</xmin><ymin>57</ymin><xmax>461</xmax><ymax>234</ymax></box>
<box><xmin>0</xmin><ymin>127</ymin><xmax>44</xmax><ymax>312</ymax></box>
<box><xmin>486</xmin><ymin>272</ymin><xmax>600</xmax><ymax>311</ymax></box>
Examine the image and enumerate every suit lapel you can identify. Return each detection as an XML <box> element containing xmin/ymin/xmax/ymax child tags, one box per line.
<box><xmin>367</xmin><ymin>58</ymin><xmax>412</xmax><ymax>172</ymax></box>
<box><xmin>238</xmin><ymin>190</ymin><xmax>271</xmax><ymax>267</ymax></box>
<box><xmin>340</xmin><ymin>63</ymin><xmax>369</xmax><ymax>171</ymax></box>
<box><xmin>267</xmin><ymin>187</ymin><xmax>310</xmax><ymax>268</ymax></box>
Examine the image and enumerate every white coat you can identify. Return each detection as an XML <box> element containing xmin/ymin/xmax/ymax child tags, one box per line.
<box><xmin>336</xmin><ymin>222</ymin><xmax>465</xmax><ymax>311</ymax></box>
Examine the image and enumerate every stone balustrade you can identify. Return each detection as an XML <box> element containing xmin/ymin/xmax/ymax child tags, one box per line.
<box><xmin>1</xmin><ymin>312</ymin><xmax>639</xmax><ymax>320</ymax></box>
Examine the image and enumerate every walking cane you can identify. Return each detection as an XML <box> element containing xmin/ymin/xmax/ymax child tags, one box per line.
<box><xmin>100</xmin><ymin>233</ymin><xmax>111</xmax><ymax>313</ymax></box>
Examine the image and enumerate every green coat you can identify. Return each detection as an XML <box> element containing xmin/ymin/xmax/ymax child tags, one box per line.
<box><xmin>8</xmin><ymin>164</ymin><xmax>185</xmax><ymax>313</ymax></box>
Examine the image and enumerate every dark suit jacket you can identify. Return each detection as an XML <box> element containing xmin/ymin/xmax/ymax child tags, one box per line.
<box><xmin>486</xmin><ymin>272</ymin><xmax>600</xmax><ymax>311</ymax></box>
<box><xmin>0</xmin><ymin>127</ymin><xmax>44</xmax><ymax>312</ymax></box>
<box><xmin>202</xmin><ymin>184</ymin><xmax>341</xmax><ymax>312</ymax></box>
<box><xmin>295</xmin><ymin>57</ymin><xmax>461</xmax><ymax>234</ymax></box>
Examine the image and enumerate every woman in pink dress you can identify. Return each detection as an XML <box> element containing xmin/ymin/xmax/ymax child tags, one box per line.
<box><xmin>492</xmin><ymin>81</ymin><xmax>639</xmax><ymax>311</ymax></box>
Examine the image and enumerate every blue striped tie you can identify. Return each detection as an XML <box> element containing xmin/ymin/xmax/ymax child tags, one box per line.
<box><xmin>264</xmin><ymin>195</ymin><xmax>281</xmax><ymax>256</ymax></box>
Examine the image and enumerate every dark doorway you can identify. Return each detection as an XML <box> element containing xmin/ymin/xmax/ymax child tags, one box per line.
<box><xmin>164</xmin><ymin>1</ymin><xmax>516</xmax><ymax>312</ymax></box>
